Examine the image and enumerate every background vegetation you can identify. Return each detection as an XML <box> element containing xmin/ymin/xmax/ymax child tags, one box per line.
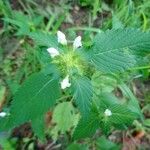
<box><xmin>0</xmin><ymin>0</ymin><xmax>150</xmax><ymax>149</ymax></box>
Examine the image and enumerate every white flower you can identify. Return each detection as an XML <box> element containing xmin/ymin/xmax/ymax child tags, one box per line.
<box><xmin>57</xmin><ymin>31</ymin><xmax>67</xmax><ymax>45</ymax></box>
<box><xmin>47</xmin><ymin>31</ymin><xmax>82</xmax><ymax>59</ymax></box>
<box><xmin>73</xmin><ymin>36</ymin><xmax>82</xmax><ymax>49</ymax></box>
<box><xmin>0</xmin><ymin>112</ymin><xmax>7</xmax><ymax>117</ymax></box>
<box><xmin>61</xmin><ymin>75</ymin><xmax>71</xmax><ymax>89</ymax></box>
<box><xmin>47</xmin><ymin>47</ymin><xmax>60</xmax><ymax>58</ymax></box>
<box><xmin>104</xmin><ymin>109</ymin><xmax>112</xmax><ymax>116</ymax></box>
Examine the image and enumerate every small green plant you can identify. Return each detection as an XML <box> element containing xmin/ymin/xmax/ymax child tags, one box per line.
<box><xmin>79</xmin><ymin>0</ymin><xmax>101</xmax><ymax>20</ymax></box>
<box><xmin>0</xmin><ymin>28</ymin><xmax>150</xmax><ymax>142</ymax></box>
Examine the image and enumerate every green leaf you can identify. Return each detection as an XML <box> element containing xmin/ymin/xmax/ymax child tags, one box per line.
<box><xmin>88</xmin><ymin>29</ymin><xmax>150</xmax><ymax>73</ymax></box>
<box><xmin>72</xmin><ymin>76</ymin><xmax>93</xmax><ymax>116</ymax></box>
<box><xmin>95</xmin><ymin>94</ymin><xmax>137</xmax><ymax>134</ymax></box>
<box><xmin>0</xmin><ymin>136</ymin><xmax>16</xmax><ymax>150</ymax></box>
<box><xmin>112</xmin><ymin>15</ymin><xmax>124</xmax><ymax>29</ymax></box>
<box><xmin>95</xmin><ymin>93</ymin><xmax>119</xmax><ymax>112</ymax></box>
<box><xmin>67</xmin><ymin>143</ymin><xmax>88</xmax><ymax>150</ymax></box>
<box><xmin>96</xmin><ymin>136</ymin><xmax>120</xmax><ymax>150</ymax></box>
<box><xmin>0</xmin><ymin>72</ymin><xmax>61</xmax><ymax>140</ymax></box>
<box><xmin>4</xmin><ymin>11</ymin><xmax>30</xmax><ymax>35</ymax></box>
<box><xmin>4</xmin><ymin>17</ymin><xmax>30</xmax><ymax>35</ymax></box>
<box><xmin>31</xmin><ymin>115</ymin><xmax>45</xmax><ymax>141</ymax></box>
<box><xmin>99</xmin><ymin>104</ymin><xmax>137</xmax><ymax>134</ymax></box>
<box><xmin>119</xmin><ymin>82</ymin><xmax>143</xmax><ymax>119</ymax></box>
<box><xmin>100</xmin><ymin>117</ymin><xmax>111</xmax><ymax>135</ymax></box>
<box><xmin>29</xmin><ymin>32</ymin><xmax>58</xmax><ymax>48</ymax></box>
<box><xmin>73</xmin><ymin>108</ymin><xmax>99</xmax><ymax>140</ymax></box>
<box><xmin>92</xmin><ymin>72</ymin><xmax>117</xmax><ymax>94</ymax></box>
<box><xmin>143</xmin><ymin>119</ymin><xmax>150</xmax><ymax>127</ymax></box>
<box><xmin>52</xmin><ymin>102</ymin><xmax>78</xmax><ymax>135</ymax></box>
<box><xmin>109</xmin><ymin>104</ymin><xmax>137</xmax><ymax>126</ymax></box>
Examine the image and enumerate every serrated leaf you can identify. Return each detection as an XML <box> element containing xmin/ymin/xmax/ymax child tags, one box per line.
<box><xmin>0</xmin><ymin>72</ymin><xmax>61</xmax><ymax>140</ymax></box>
<box><xmin>88</xmin><ymin>29</ymin><xmax>150</xmax><ymax>73</ymax></box>
<box><xmin>29</xmin><ymin>32</ymin><xmax>58</xmax><ymax>48</ymax></box>
<box><xmin>31</xmin><ymin>115</ymin><xmax>45</xmax><ymax>141</ymax></box>
<box><xmin>52</xmin><ymin>102</ymin><xmax>78</xmax><ymax>135</ymax></box>
<box><xmin>99</xmin><ymin>104</ymin><xmax>137</xmax><ymax>134</ymax></box>
<box><xmin>96</xmin><ymin>94</ymin><xmax>137</xmax><ymax>134</ymax></box>
<box><xmin>73</xmin><ymin>109</ymin><xmax>99</xmax><ymax>140</ymax></box>
<box><xmin>92</xmin><ymin>72</ymin><xmax>117</xmax><ymax>94</ymax></box>
<box><xmin>100</xmin><ymin>117</ymin><xmax>111</xmax><ymax>135</ymax></box>
<box><xmin>119</xmin><ymin>82</ymin><xmax>142</xmax><ymax>119</ymax></box>
<box><xmin>72</xmin><ymin>76</ymin><xmax>93</xmax><ymax>116</ymax></box>
<box><xmin>109</xmin><ymin>104</ymin><xmax>137</xmax><ymax>125</ymax></box>
<box><xmin>96</xmin><ymin>136</ymin><xmax>120</xmax><ymax>150</ymax></box>
<box><xmin>95</xmin><ymin>93</ymin><xmax>119</xmax><ymax>112</ymax></box>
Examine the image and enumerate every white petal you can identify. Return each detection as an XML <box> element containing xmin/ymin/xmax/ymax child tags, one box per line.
<box><xmin>47</xmin><ymin>47</ymin><xmax>60</xmax><ymax>58</ymax></box>
<box><xmin>61</xmin><ymin>75</ymin><xmax>71</xmax><ymax>89</ymax></box>
<box><xmin>57</xmin><ymin>31</ymin><xmax>67</xmax><ymax>45</ymax></box>
<box><xmin>104</xmin><ymin>109</ymin><xmax>112</xmax><ymax>116</ymax></box>
<box><xmin>73</xmin><ymin>36</ymin><xmax>82</xmax><ymax>49</ymax></box>
<box><xmin>0</xmin><ymin>112</ymin><xmax>7</xmax><ymax>117</ymax></box>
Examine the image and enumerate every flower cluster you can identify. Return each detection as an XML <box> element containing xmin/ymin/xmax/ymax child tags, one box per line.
<box><xmin>47</xmin><ymin>31</ymin><xmax>82</xmax><ymax>90</ymax></box>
